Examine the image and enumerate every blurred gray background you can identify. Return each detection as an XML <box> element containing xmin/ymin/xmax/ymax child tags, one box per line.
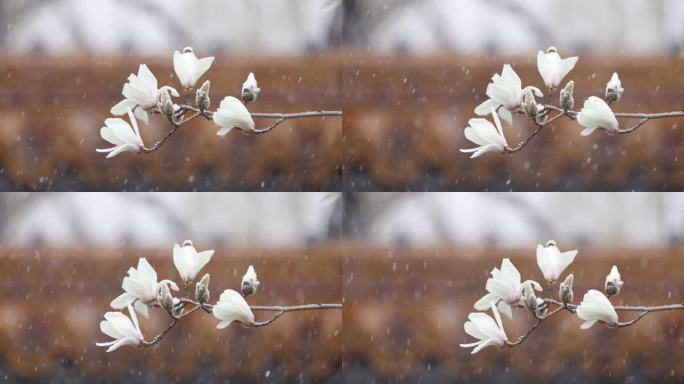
<box><xmin>343</xmin><ymin>0</ymin><xmax>684</xmax><ymax>55</ymax></box>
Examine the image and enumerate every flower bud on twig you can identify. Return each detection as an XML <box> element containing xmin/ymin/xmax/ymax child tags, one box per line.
<box><xmin>559</xmin><ymin>274</ymin><xmax>574</xmax><ymax>304</ymax></box>
<box><xmin>241</xmin><ymin>72</ymin><xmax>261</xmax><ymax>103</ymax></box>
<box><xmin>241</xmin><ymin>265</ymin><xmax>260</xmax><ymax>297</ymax></box>
<box><xmin>522</xmin><ymin>282</ymin><xmax>538</xmax><ymax>312</ymax></box>
<box><xmin>605</xmin><ymin>73</ymin><xmax>624</xmax><ymax>104</ymax></box>
<box><xmin>196</xmin><ymin>81</ymin><xmax>211</xmax><ymax>112</ymax></box>
<box><xmin>522</xmin><ymin>88</ymin><xmax>539</xmax><ymax>122</ymax></box>
<box><xmin>560</xmin><ymin>81</ymin><xmax>575</xmax><ymax>111</ymax></box>
<box><xmin>605</xmin><ymin>265</ymin><xmax>623</xmax><ymax>297</ymax></box>
<box><xmin>195</xmin><ymin>273</ymin><xmax>210</xmax><ymax>304</ymax></box>
<box><xmin>158</xmin><ymin>88</ymin><xmax>175</xmax><ymax>120</ymax></box>
<box><xmin>157</xmin><ymin>282</ymin><xmax>174</xmax><ymax>313</ymax></box>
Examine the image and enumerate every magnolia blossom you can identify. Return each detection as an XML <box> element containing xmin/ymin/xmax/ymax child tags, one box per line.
<box><xmin>460</xmin><ymin>303</ymin><xmax>508</xmax><ymax>354</ymax></box>
<box><xmin>474</xmin><ymin>258</ymin><xmax>541</xmax><ymax>318</ymax></box>
<box><xmin>110</xmin><ymin>64</ymin><xmax>179</xmax><ymax>125</ymax></box>
<box><xmin>536</xmin><ymin>240</ymin><xmax>578</xmax><ymax>284</ymax></box>
<box><xmin>111</xmin><ymin>258</ymin><xmax>178</xmax><ymax>318</ymax></box>
<box><xmin>576</xmin><ymin>289</ymin><xmax>619</xmax><ymax>329</ymax></box>
<box><xmin>241</xmin><ymin>72</ymin><xmax>261</xmax><ymax>103</ymax></box>
<box><xmin>172</xmin><ymin>240</ymin><xmax>214</xmax><ymax>283</ymax></box>
<box><xmin>213</xmin><ymin>289</ymin><xmax>255</xmax><ymax>329</ymax></box>
<box><xmin>605</xmin><ymin>72</ymin><xmax>624</xmax><ymax>103</ymax></box>
<box><xmin>604</xmin><ymin>265</ymin><xmax>624</xmax><ymax>296</ymax></box>
<box><xmin>173</xmin><ymin>47</ymin><xmax>215</xmax><ymax>89</ymax></box>
<box><xmin>576</xmin><ymin>96</ymin><xmax>619</xmax><ymax>136</ymax></box>
<box><xmin>96</xmin><ymin>108</ymin><xmax>144</xmax><ymax>158</ymax></box>
<box><xmin>213</xmin><ymin>96</ymin><xmax>256</xmax><ymax>135</ymax></box>
<box><xmin>536</xmin><ymin>47</ymin><xmax>578</xmax><ymax>89</ymax></box>
<box><xmin>241</xmin><ymin>265</ymin><xmax>260</xmax><ymax>296</ymax></box>
<box><xmin>96</xmin><ymin>302</ymin><xmax>144</xmax><ymax>352</ymax></box>
<box><xmin>460</xmin><ymin>109</ymin><xmax>509</xmax><ymax>158</ymax></box>
<box><xmin>474</xmin><ymin>64</ymin><xmax>543</xmax><ymax>124</ymax></box>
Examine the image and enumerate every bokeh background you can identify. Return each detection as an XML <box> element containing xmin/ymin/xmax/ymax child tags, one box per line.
<box><xmin>0</xmin><ymin>193</ymin><xmax>342</xmax><ymax>383</ymax></box>
<box><xmin>342</xmin><ymin>0</ymin><xmax>684</xmax><ymax>191</ymax></box>
<box><xmin>0</xmin><ymin>0</ymin><xmax>342</xmax><ymax>191</ymax></box>
<box><xmin>342</xmin><ymin>193</ymin><xmax>684</xmax><ymax>383</ymax></box>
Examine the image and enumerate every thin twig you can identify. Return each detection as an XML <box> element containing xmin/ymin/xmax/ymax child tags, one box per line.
<box><xmin>140</xmin><ymin>299</ymin><xmax>342</xmax><ymax>348</ymax></box>
<box><xmin>503</xmin><ymin>298</ymin><xmax>684</xmax><ymax>349</ymax></box>
<box><xmin>498</xmin><ymin>104</ymin><xmax>684</xmax><ymax>155</ymax></box>
<box><xmin>139</xmin><ymin>106</ymin><xmax>341</xmax><ymax>153</ymax></box>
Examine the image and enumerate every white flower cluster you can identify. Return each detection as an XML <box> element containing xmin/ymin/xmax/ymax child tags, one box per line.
<box><xmin>97</xmin><ymin>240</ymin><xmax>259</xmax><ymax>352</ymax></box>
<box><xmin>462</xmin><ymin>46</ymin><xmax>625</xmax><ymax>158</ymax></box>
<box><xmin>461</xmin><ymin>240</ymin><xmax>625</xmax><ymax>354</ymax></box>
<box><xmin>97</xmin><ymin>47</ymin><xmax>261</xmax><ymax>158</ymax></box>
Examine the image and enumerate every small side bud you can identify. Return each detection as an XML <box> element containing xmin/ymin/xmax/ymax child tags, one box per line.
<box><xmin>605</xmin><ymin>72</ymin><xmax>624</xmax><ymax>104</ymax></box>
<box><xmin>560</xmin><ymin>81</ymin><xmax>575</xmax><ymax>111</ymax></box>
<box><xmin>559</xmin><ymin>274</ymin><xmax>574</xmax><ymax>304</ymax></box>
<box><xmin>158</xmin><ymin>89</ymin><xmax>174</xmax><ymax>120</ymax></box>
<box><xmin>157</xmin><ymin>282</ymin><xmax>174</xmax><ymax>313</ymax></box>
<box><xmin>241</xmin><ymin>265</ymin><xmax>260</xmax><ymax>297</ymax></box>
<box><xmin>522</xmin><ymin>88</ymin><xmax>539</xmax><ymax>122</ymax></box>
<box><xmin>605</xmin><ymin>265</ymin><xmax>623</xmax><ymax>297</ymax></box>
<box><xmin>171</xmin><ymin>297</ymin><xmax>184</xmax><ymax>318</ymax></box>
<box><xmin>522</xmin><ymin>283</ymin><xmax>538</xmax><ymax>312</ymax></box>
<box><xmin>195</xmin><ymin>273</ymin><xmax>210</xmax><ymax>304</ymax></box>
<box><xmin>241</xmin><ymin>72</ymin><xmax>261</xmax><ymax>104</ymax></box>
<box><xmin>534</xmin><ymin>299</ymin><xmax>548</xmax><ymax>318</ymax></box>
<box><xmin>196</xmin><ymin>80</ymin><xmax>211</xmax><ymax>112</ymax></box>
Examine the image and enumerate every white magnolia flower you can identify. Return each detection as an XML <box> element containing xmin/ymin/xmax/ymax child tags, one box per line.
<box><xmin>474</xmin><ymin>64</ymin><xmax>543</xmax><ymax>124</ymax></box>
<box><xmin>605</xmin><ymin>72</ymin><xmax>624</xmax><ymax>103</ymax></box>
<box><xmin>173</xmin><ymin>47</ymin><xmax>215</xmax><ymax>90</ymax></box>
<box><xmin>96</xmin><ymin>302</ymin><xmax>144</xmax><ymax>352</ymax></box>
<box><xmin>173</xmin><ymin>240</ymin><xmax>214</xmax><ymax>283</ymax></box>
<box><xmin>213</xmin><ymin>289</ymin><xmax>255</xmax><ymax>329</ymax></box>
<box><xmin>460</xmin><ymin>109</ymin><xmax>509</xmax><ymax>159</ymax></box>
<box><xmin>576</xmin><ymin>96</ymin><xmax>619</xmax><ymax>136</ymax></box>
<box><xmin>474</xmin><ymin>258</ymin><xmax>542</xmax><ymax>319</ymax></box>
<box><xmin>460</xmin><ymin>303</ymin><xmax>508</xmax><ymax>354</ymax></box>
<box><xmin>536</xmin><ymin>240</ymin><xmax>578</xmax><ymax>284</ymax></box>
<box><xmin>604</xmin><ymin>265</ymin><xmax>624</xmax><ymax>296</ymax></box>
<box><xmin>111</xmin><ymin>64</ymin><xmax>179</xmax><ymax>125</ymax></box>
<box><xmin>576</xmin><ymin>289</ymin><xmax>619</xmax><ymax>329</ymax></box>
<box><xmin>537</xmin><ymin>47</ymin><xmax>578</xmax><ymax>89</ymax></box>
<box><xmin>241</xmin><ymin>72</ymin><xmax>261</xmax><ymax>103</ymax></box>
<box><xmin>111</xmin><ymin>258</ymin><xmax>178</xmax><ymax>318</ymax></box>
<box><xmin>241</xmin><ymin>265</ymin><xmax>260</xmax><ymax>295</ymax></box>
<box><xmin>96</xmin><ymin>108</ymin><xmax>144</xmax><ymax>158</ymax></box>
<box><xmin>213</xmin><ymin>96</ymin><xmax>256</xmax><ymax>135</ymax></box>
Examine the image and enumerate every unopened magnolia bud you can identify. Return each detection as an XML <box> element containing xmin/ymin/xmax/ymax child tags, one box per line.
<box><xmin>559</xmin><ymin>274</ymin><xmax>574</xmax><ymax>304</ymax></box>
<box><xmin>158</xmin><ymin>89</ymin><xmax>174</xmax><ymax>119</ymax></box>
<box><xmin>605</xmin><ymin>265</ymin><xmax>623</xmax><ymax>297</ymax></box>
<box><xmin>605</xmin><ymin>72</ymin><xmax>624</xmax><ymax>103</ymax></box>
<box><xmin>522</xmin><ymin>283</ymin><xmax>538</xmax><ymax>311</ymax></box>
<box><xmin>196</xmin><ymin>80</ymin><xmax>211</xmax><ymax>111</ymax></box>
<box><xmin>158</xmin><ymin>282</ymin><xmax>174</xmax><ymax>313</ymax></box>
<box><xmin>171</xmin><ymin>297</ymin><xmax>184</xmax><ymax>318</ymax></box>
<box><xmin>241</xmin><ymin>72</ymin><xmax>261</xmax><ymax>103</ymax></box>
<box><xmin>560</xmin><ymin>81</ymin><xmax>575</xmax><ymax>111</ymax></box>
<box><xmin>241</xmin><ymin>265</ymin><xmax>260</xmax><ymax>296</ymax></box>
<box><xmin>535</xmin><ymin>300</ymin><xmax>548</xmax><ymax>318</ymax></box>
<box><xmin>195</xmin><ymin>273</ymin><xmax>210</xmax><ymax>304</ymax></box>
<box><xmin>522</xmin><ymin>88</ymin><xmax>538</xmax><ymax>121</ymax></box>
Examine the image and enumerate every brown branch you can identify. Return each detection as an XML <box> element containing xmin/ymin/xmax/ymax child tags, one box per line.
<box><xmin>138</xmin><ymin>106</ymin><xmax>341</xmax><ymax>153</ymax></box>
<box><xmin>140</xmin><ymin>299</ymin><xmax>342</xmax><ymax>348</ymax></box>
<box><xmin>497</xmin><ymin>104</ymin><xmax>684</xmax><ymax>155</ymax></box>
<box><xmin>502</xmin><ymin>298</ymin><xmax>684</xmax><ymax>349</ymax></box>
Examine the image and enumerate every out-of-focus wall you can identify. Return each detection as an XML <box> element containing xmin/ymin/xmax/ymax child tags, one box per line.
<box><xmin>343</xmin><ymin>245</ymin><xmax>684</xmax><ymax>383</ymax></box>
<box><xmin>0</xmin><ymin>246</ymin><xmax>342</xmax><ymax>383</ymax></box>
